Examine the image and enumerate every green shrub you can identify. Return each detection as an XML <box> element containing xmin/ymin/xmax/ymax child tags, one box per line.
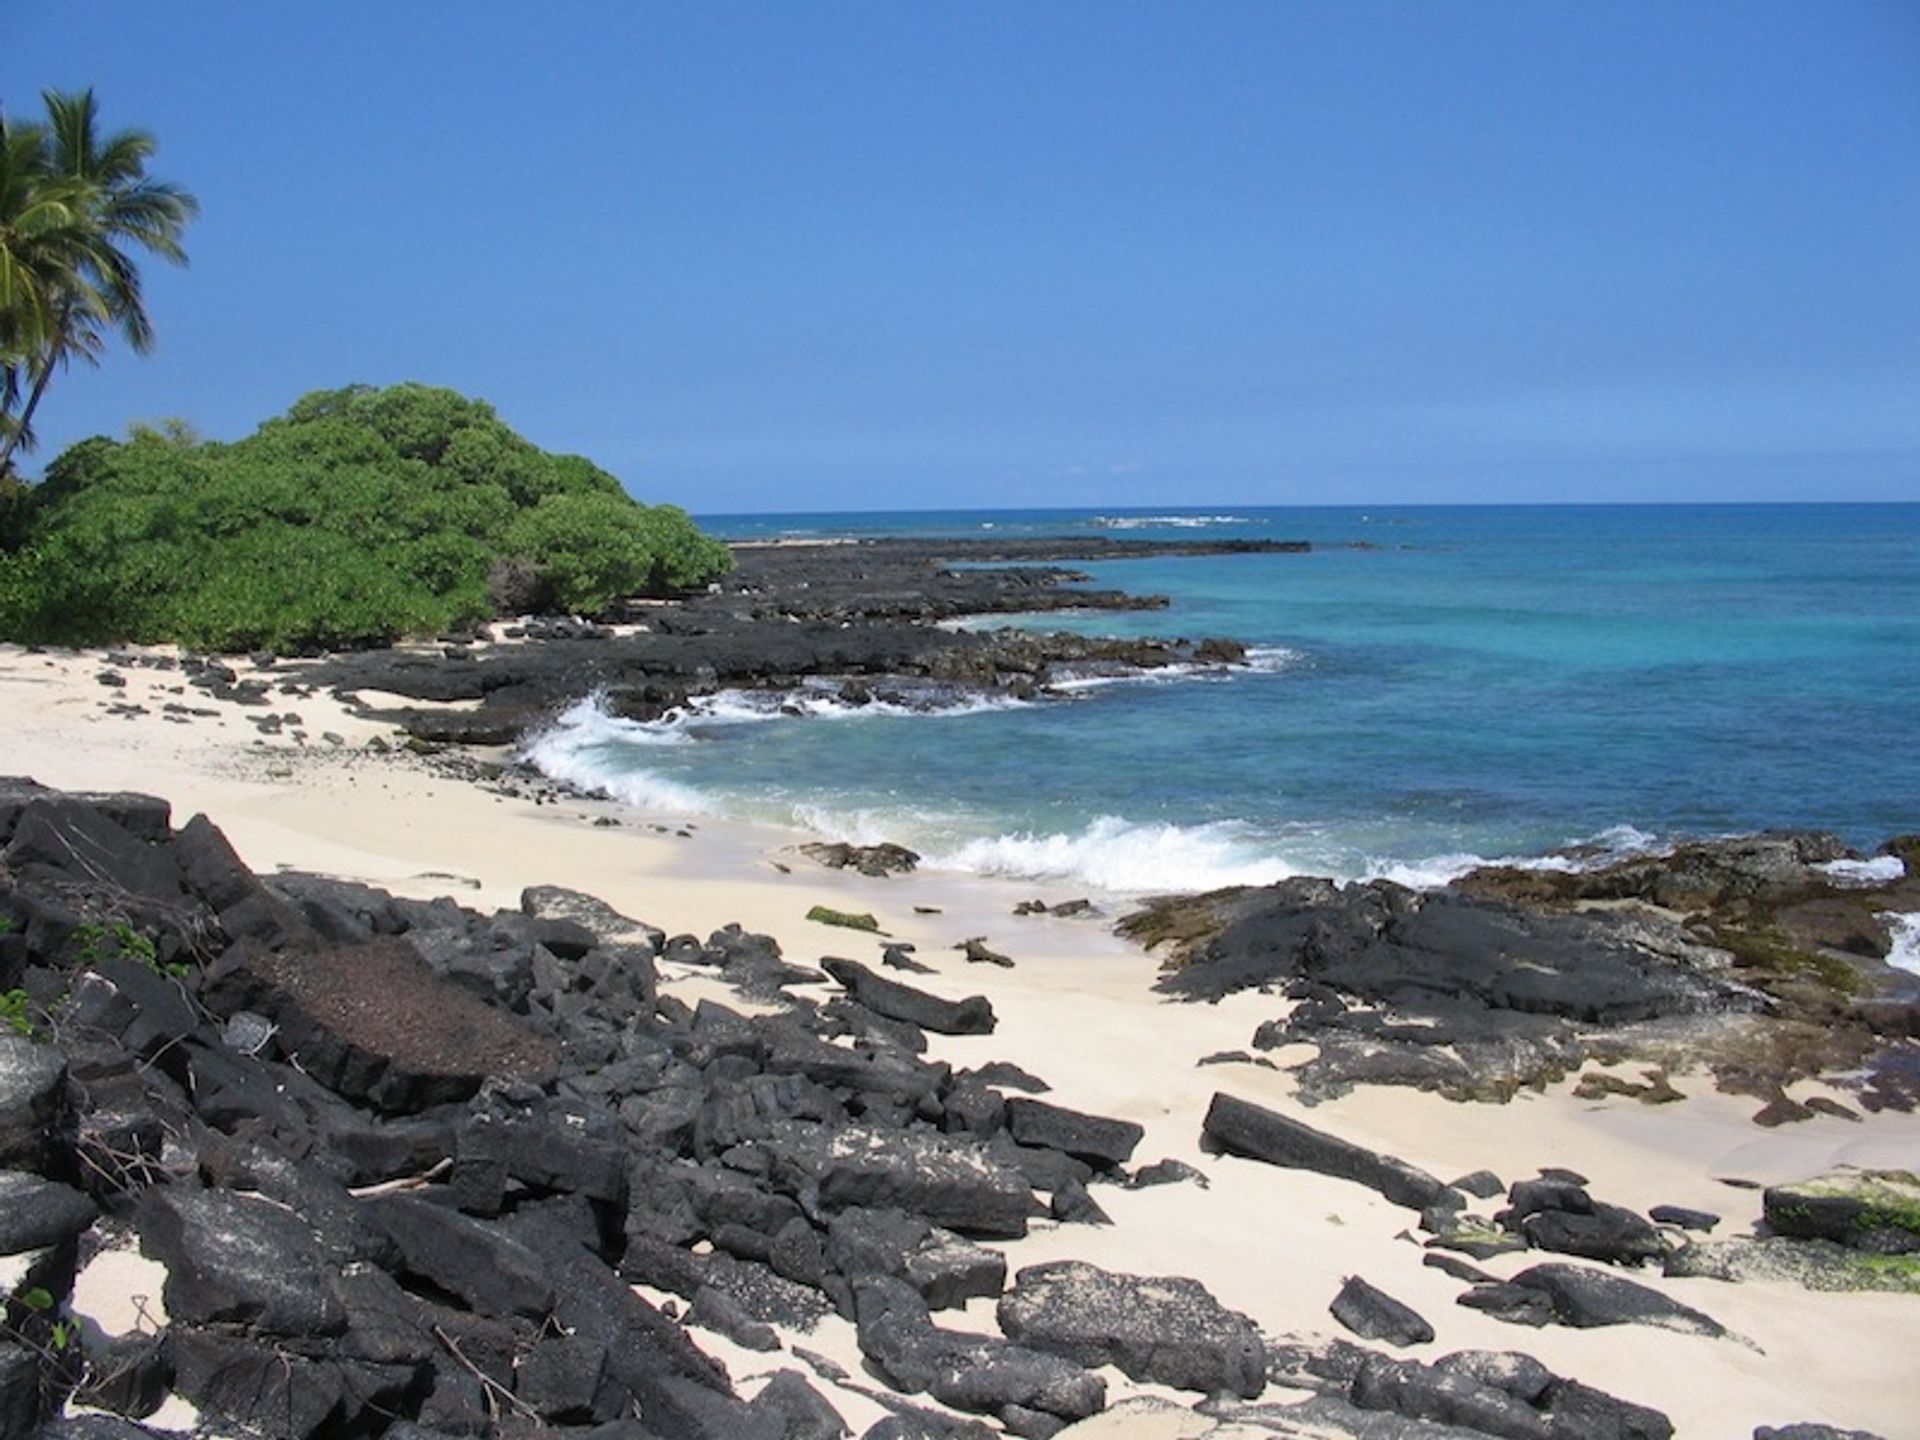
<box><xmin>0</xmin><ymin>383</ymin><xmax>732</xmax><ymax>650</ymax></box>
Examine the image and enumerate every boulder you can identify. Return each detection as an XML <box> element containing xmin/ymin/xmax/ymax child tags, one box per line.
<box><xmin>1519</xmin><ymin>1202</ymin><xmax>1667</xmax><ymax>1268</ymax></box>
<box><xmin>1763</xmin><ymin>1168</ymin><xmax>1920</xmax><ymax>1253</ymax></box>
<box><xmin>137</xmin><ymin>1186</ymin><xmax>347</xmax><ymax>1337</ymax></box>
<box><xmin>0</xmin><ymin>1170</ymin><xmax>97</xmax><ymax>1254</ymax></box>
<box><xmin>799</xmin><ymin>841</ymin><xmax>920</xmax><ymax>877</ymax></box>
<box><xmin>1328</xmin><ymin>1275</ymin><xmax>1435</xmax><ymax>1347</ymax></box>
<box><xmin>1003</xmin><ymin>1096</ymin><xmax>1143</xmax><ymax>1169</ymax></box>
<box><xmin>826</xmin><ymin>1208</ymin><xmax>1007</xmax><ymax>1310</ymax></box>
<box><xmin>997</xmin><ymin>1260</ymin><xmax>1266</xmax><ymax>1398</ymax></box>
<box><xmin>820</xmin><ymin>956</ymin><xmax>996</xmax><ymax>1036</ymax></box>
<box><xmin>764</xmin><ymin>1121</ymin><xmax>1035</xmax><ymax>1238</ymax></box>
<box><xmin>1500</xmin><ymin>1262</ymin><xmax>1730</xmax><ymax>1339</ymax></box>
<box><xmin>1349</xmin><ymin>1348</ymin><xmax>1675</xmax><ymax>1440</ymax></box>
<box><xmin>1201</xmin><ymin>1091</ymin><xmax>1447</xmax><ymax>1210</ymax></box>
<box><xmin>202</xmin><ymin>935</ymin><xmax>556</xmax><ymax>1113</ymax></box>
<box><xmin>0</xmin><ymin>1033</ymin><xmax>73</xmax><ymax>1174</ymax></box>
<box><xmin>856</xmin><ymin>1276</ymin><xmax>1105</xmax><ymax>1426</ymax></box>
<box><xmin>6</xmin><ymin>797</ymin><xmax>181</xmax><ymax>900</ymax></box>
<box><xmin>362</xmin><ymin>1194</ymin><xmax>556</xmax><ymax>1319</ymax></box>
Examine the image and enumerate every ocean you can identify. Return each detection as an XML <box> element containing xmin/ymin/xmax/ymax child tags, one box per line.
<box><xmin>524</xmin><ymin>504</ymin><xmax>1920</xmax><ymax>900</ymax></box>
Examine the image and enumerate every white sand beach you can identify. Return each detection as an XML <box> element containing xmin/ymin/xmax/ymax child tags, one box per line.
<box><xmin>6</xmin><ymin>642</ymin><xmax>1916</xmax><ymax>1439</ymax></box>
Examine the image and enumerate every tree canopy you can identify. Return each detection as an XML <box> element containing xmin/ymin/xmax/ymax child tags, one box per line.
<box><xmin>0</xmin><ymin>382</ymin><xmax>733</xmax><ymax>650</ymax></box>
<box><xmin>0</xmin><ymin>89</ymin><xmax>197</xmax><ymax>474</ymax></box>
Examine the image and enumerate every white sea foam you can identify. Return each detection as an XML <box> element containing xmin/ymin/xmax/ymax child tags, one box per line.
<box><xmin>1818</xmin><ymin>856</ymin><xmax>1909</xmax><ymax>886</ymax></box>
<box><xmin>1361</xmin><ymin>825</ymin><xmax>1668</xmax><ymax>890</ymax></box>
<box><xmin>1883</xmin><ymin>913</ymin><xmax>1920</xmax><ymax>977</ymax></box>
<box><xmin>1244</xmin><ymin>646</ymin><xmax>1303</xmax><ymax>673</ymax></box>
<box><xmin>1089</xmin><ymin>514</ymin><xmax>1261</xmax><ymax>530</ymax></box>
<box><xmin>1364</xmin><ymin>853</ymin><xmax>1492</xmax><ymax>888</ymax></box>
<box><xmin>931</xmin><ymin>816</ymin><xmax>1299</xmax><ymax>895</ymax></box>
<box><xmin>520</xmin><ymin>701</ymin><xmax>718</xmax><ymax>816</ymax></box>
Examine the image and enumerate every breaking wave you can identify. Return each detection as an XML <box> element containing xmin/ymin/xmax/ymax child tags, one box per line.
<box><xmin>1088</xmin><ymin>514</ymin><xmax>1262</xmax><ymax>530</ymax></box>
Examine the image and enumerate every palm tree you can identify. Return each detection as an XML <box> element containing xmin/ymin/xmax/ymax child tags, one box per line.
<box><xmin>0</xmin><ymin>89</ymin><xmax>197</xmax><ymax>475</ymax></box>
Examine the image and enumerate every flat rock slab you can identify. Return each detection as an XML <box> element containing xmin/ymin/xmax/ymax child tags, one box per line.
<box><xmin>1202</xmin><ymin>1091</ymin><xmax>1447</xmax><ymax>1211</ymax></box>
<box><xmin>997</xmin><ymin>1259</ymin><xmax>1267</xmax><ymax>1399</ymax></box>
<box><xmin>204</xmin><ymin>935</ymin><xmax>556</xmax><ymax>1113</ymax></box>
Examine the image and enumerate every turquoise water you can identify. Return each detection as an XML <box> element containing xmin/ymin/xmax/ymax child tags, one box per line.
<box><xmin>527</xmin><ymin>505</ymin><xmax>1920</xmax><ymax>893</ymax></box>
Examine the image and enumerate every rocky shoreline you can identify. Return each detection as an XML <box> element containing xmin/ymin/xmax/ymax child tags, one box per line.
<box><xmin>295</xmin><ymin>537</ymin><xmax>1293</xmax><ymax>745</ymax></box>
<box><xmin>3</xmin><ymin>780</ymin><xmax>1913</xmax><ymax>1440</ymax></box>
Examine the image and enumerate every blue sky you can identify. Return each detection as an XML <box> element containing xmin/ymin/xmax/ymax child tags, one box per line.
<box><xmin>6</xmin><ymin>2</ymin><xmax>1918</xmax><ymax>511</ymax></box>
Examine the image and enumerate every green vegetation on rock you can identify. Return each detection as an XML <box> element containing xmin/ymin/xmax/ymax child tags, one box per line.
<box><xmin>806</xmin><ymin>905</ymin><xmax>883</xmax><ymax>934</ymax></box>
<box><xmin>0</xmin><ymin>382</ymin><xmax>732</xmax><ymax>650</ymax></box>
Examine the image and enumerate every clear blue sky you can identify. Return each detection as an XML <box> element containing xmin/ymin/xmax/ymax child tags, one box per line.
<box><xmin>7</xmin><ymin>2</ymin><xmax>1918</xmax><ymax>511</ymax></box>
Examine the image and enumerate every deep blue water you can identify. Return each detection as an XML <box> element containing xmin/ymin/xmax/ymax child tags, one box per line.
<box><xmin>526</xmin><ymin>505</ymin><xmax>1920</xmax><ymax>893</ymax></box>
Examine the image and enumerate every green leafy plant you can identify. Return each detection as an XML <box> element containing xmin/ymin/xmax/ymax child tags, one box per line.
<box><xmin>0</xmin><ymin>988</ymin><xmax>35</xmax><ymax>1038</ymax></box>
<box><xmin>0</xmin><ymin>382</ymin><xmax>732</xmax><ymax>648</ymax></box>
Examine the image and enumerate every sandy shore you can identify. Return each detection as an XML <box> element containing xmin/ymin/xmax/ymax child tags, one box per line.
<box><xmin>6</xmin><ymin>642</ymin><xmax>1917</xmax><ymax>1438</ymax></box>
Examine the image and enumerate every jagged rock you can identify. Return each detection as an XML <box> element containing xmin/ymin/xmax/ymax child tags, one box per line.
<box><xmin>748</xmin><ymin>1369</ymin><xmax>850</xmax><ymax>1440</ymax></box>
<box><xmin>1456</xmin><ymin>1281</ymin><xmax>1556</xmax><ymax>1327</ymax></box>
<box><xmin>800</xmin><ymin>842</ymin><xmax>921</xmax><ymax>877</ymax></box>
<box><xmin>169</xmin><ymin>1329</ymin><xmax>414</xmax><ymax>1440</ymax></box>
<box><xmin>997</xmin><ymin>1260</ymin><xmax>1266</xmax><ymax>1398</ymax></box>
<box><xmin>202</xmin><ymin>935</ymin><xmax>556</xmax><ymax>1113</ymax></box>
<box><xmin>1004</xmin><ymin>1096</ymin><xmax>1143</xmax><ymax>1169</ymax></box>
<box><xmin>955</xmin><ymin>937</ymin><xmax>1013</xmax><ymax>968</ymax></box>
<box><xmin>1348</xmin><ymin>1347</ymin><xmax>1675</xmax><ymax>1440</ymax></box>
<box><xmin>1519</xmin><ymin>1202</ymin><xmax>1667</xmax><ymax>1267</ymax></box>
<box><xmin>1452</xmin><ymin>1169</ymin><xmax>1505</xmax><ymax>1199</ymax></box>
<box><xmin>826</xmin><ymin>1208</ymin><xmax>1007</xmax><ymax>1310</ymax></box>
<box><xmin>198</xmin><ymin>1137</ymin><xmax>397</xmax><ymax>1268</ymax></box>
<box><xmin>6</xmin><ymin>796</ymin><xmax>181</xmax><ymax>900</ymax></box>
<box><xmin>1754</xmin><ymin>1426</ymin><xmax>1890</xmax><ymax>1440</ymax></box>
<box><xmin>763</xmin><ymin>1121</ymin><xmax>1035</xmax><ymax>1238</ymax></box>
<box><xmin>0</xmin><ymin>1032</ymin><xmax>71</xmax><ymax>1180</ymax></box>
<box><xmin>1497</xmin><ymin>1262</ymin><xmax>1731</xmax><ymax>1339</ymax></box>
<box><xmin>1127</xmin><ymin>1157</ymin><xmax>1208</xmax><ymax>1189</ymax></box>
<box><xmin>1328</xmin><ymin>1275</ymin><xmax>1434</xmax><ymax>1347</ymax></box>
<box><xmin>966</xmin><ymin>1061</ymin><xmax>1051</xmax><ymax>1094</ymax></box>
<box><xmin>820</xmin><ymin>957</ymin><xmax>996</xmax><ymax>1036</ymax></box>
<box><xmin>856</xmin><ymin>1275</ymin><xmax>1105</xmax><ymax>1425</ymax></box>
<box><xmin>0</xmin><ymin>1342</ymin><xmax>45</xmax><ymax>1438</ymax></box>
<box><xmin>690</xmin><ymin>1284</ymin><xmax>782</xmax><ymax>1351</ymax></box>
<box><xmin>1763</xmin><ymin>1168</ymin><xmax>1920</xmax><ymax>1253</ymax></box>
<box><xmin>1649</xmin><ymin>1204</ymin><xmax>1720</xmax><ymax>1232</ymax></box>
<box><xmin>137</xmin><ymin>1186</ymin><xmax>348</xmax><ymax>1336</ymax></box>
<box><xmin>452</xmin><ymin>1089</ymin><xmax>629</xmax><ymax>1218</ymax></box>
<box><xmin>1049</xmin><ymin>1180</ymin><xmax>1112</xmax><ymax>1225</ymax></box>
<box><xmin>0</xmin><ymin>1169</ymin><xmax>97</xmax><ymax>1253</ymax></box>
<box><xmin>72</xmin><ymin>1328</ymin><xmax>171</xmax><ymax>1420</ymax></box>
<box><xmin>881</xmin><ymin>944</ymin><xmax>937</xmax><ymax>975</ymax></box>
<box><xmin>1202</xmin><ymin>1091</ymin><xmax>1447</xmax><ymax>1210</ymax></box>
<box><xmin>362</xmin><ymin>1193</ymin><xmax>556</xmax><ymax>1319</ymax></box>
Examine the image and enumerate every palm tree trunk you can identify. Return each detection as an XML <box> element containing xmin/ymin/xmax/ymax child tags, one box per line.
<box><xmin>0</xmin><ymin>350</ymin><xmax>58</xmax><ymax>473</ymax></box>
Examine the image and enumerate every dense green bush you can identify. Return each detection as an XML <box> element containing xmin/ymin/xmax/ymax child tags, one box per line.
<box><xmin>0</xmin><ymin>383</ymin><xmax>731</xmax><ymax>650</ymax></box>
